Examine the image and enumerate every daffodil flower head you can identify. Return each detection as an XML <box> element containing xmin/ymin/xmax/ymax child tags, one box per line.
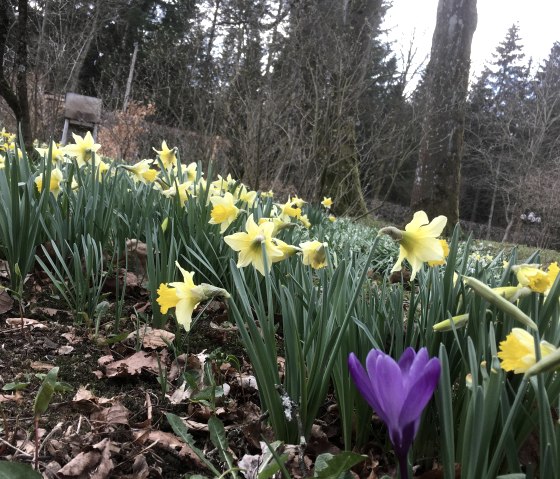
<box><xmin>36</xmin><ymin>141</ymin><xmax>65</xmax><ymax>164</ymax></box>
<box><xmin>209</xmin><ymin>192</ymin><xmax>240</xmax><ymax>233</ymax></box>
<box><xmin>161</xmin><ymin>181</ymin><xmax>190</xmax><ymax>205</ymax></box>
<box><xmin>299</xmin><ymin>214</ymin><xmax>311</xmax><ymax>229</ymax></box>
<box><xmin>545</xmin><ymin>262</ymin><xmax>559</xmax><ymax>295</ymax></box>
<box><xmin>498</xmin><ymin>328</ymin><xmax>556</xmax><ymax>374</ymax></box>
<box><xmin>156</xmin><ymin>262</ymin><xmax>206</xmax><ymax>331</ymax></box>
<box><xmin>379</xmin><ymin>211</ymin><xmax>447</xmax><ymax>281</ymax></box>
<box><xmin>63</xmin><ymin>131</ymin><xmax>101</xmax><ymax>167</ymax></box>
<box><xmin>427</xmin><ymin>239</ymin><xmax>450</xmax><ymax>267</ymax></box>
<box><xmin>153</xmin><ymin>141</ymin><xmax>178</xmax><ymax>171</ymax></box>
<box><xmin>124</xmin><ymin>159</ymin><xmax>157</xmax><ymax>184</ymax></box>
<box><xmin>236</xmin><ymin>185</ymin><xmax>258</xmax><ymax>207</ymax></box>
<box><xmin>321</xmin><ymin>197</ymin><xmax>333</xmax><ymax>209</ymax></box>
<box><xmin>300</xmin><ymin>240</ymin><xmax>328</xmax><ymax>269</ymax></box>
<box><xmin>185</xmin><ymin>162</ymin><xmax>199</xmax><ymax>182</ymax></box>
<box><xmin>512</xmin><ymin>264</ymin><xmax>551</xmax><ymax>293</ymax></box>
<box><xmin>224</xmin><ymin>214</ymin><xmax>283</xmax><ymax>275</ymax></box>
<box><xmin>271</xmin><ymin>238</ymin><xmax>300</xmax><ymax>263</ymax></box>
<box><xmin>35</xmin><ymin>168</ymin><xmax>64</xmax><ymax>197</ymax></box>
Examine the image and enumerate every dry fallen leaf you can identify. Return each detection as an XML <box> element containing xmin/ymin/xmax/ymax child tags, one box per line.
<box><xmin>127</xmin><ymin>326</ymin><xmax>175</xmax><ymax>349</ymax></box>
<box><xmin>0</xmin><ymin>288</ymin><xmax>13</xmax><ymax>314</ymax></box>
<box><xmin>91</xmin><ymin>401</ymin><xmax>130</xmax><ymax>426</ymax></box>
<box><xmin>102</xmin><ymin>351</ymin><xmax>166</xmax><ymax>378</ymax></box>
<box><xmin>58</xmin><ymin>438</ymin><xmax>115</xmax><ymax>479</ymax></box>
<box><xmin>132</xmin><ymin>429</ymin><xmax>206</xmax><ymax>469</ymax></box>
<box><xmin>6</xmin><ymin>317</ymin><xmax>47</xmax><ymax>329</ymax></box>
<box><xmin>0</xmin><ymin>391</ymin><xmax>22</xmax><ymax>403</ymax></box>
<box><xmin>31</xmin><ymin>361</ymin><xmax>56</xmax><ymax>371</ymax></box>
<box><xmin>57</xmin><ymin>345</ymin><xmax>75</xmax><ymax>355</ymax></box>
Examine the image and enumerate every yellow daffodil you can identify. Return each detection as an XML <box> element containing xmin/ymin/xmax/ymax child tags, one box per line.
<box><xmin>209</xmin><ymin>192</ymin><xmax>240</xmax><ymax>233</ymax></box>
<box><xmin>321</xmin><ymin>197</ymin><xmax>333</xmax><ymax>209</ymax></box>
<box><xmin>36</xmin><ymin>141</ymin><xmax>65</xmax><ymax>164</ymax></box>
<box><xmin>545</xmin><ymin>262</ymin><xmax>559</xmax><ymax>295</ymax></box>
<box><xmin>328</xmin><ymin>215</ymin><xmax>336</xmax><ymax>222</ymax></box>
<box><xmin>300</xmin><ymin>240</ymin><xmax>328</xmax><ymax>269</ymax></box>
<box><xmin>299</xmin><ymin>214</ymin><xmax>311</xmax><ymax>229</ymax></box>
<box><xmin>271</xmin><ymin>238</ymin><xmax>299</xmax><ymax>263</ymax></box>
<box><xmin>258</xmin><ymin>217</ymin><xmax>289</xmax><ymax>236</ymax></box>
<box><xmin>63</xmin><ymin>132</ymin><xmax>101</xmax><ymax>167</ymax></box>
<box><xmin>211</xmin><ymin>174</ymin><xmax>236</xmax><ymax>194</ymax></box>
<box><xmin>236</xmin><ymin>185</ymin><xmax>258</xmax><ymax>207</ymax></box>
<box><xmin>184</xmin><ymin>162</ymin><xmax>199</xmax><ymax>182</ymax></box>
<box><xmin>6</xmin><ymin>142</ymin><xmax>22</xmax><ymax>160</ymax></box>
<box><xmin>261</xmin><ymin>190</ymin><xmax>274</xmax><ymax>198</ymax></box>
<box><xmin>512</xmin><ymin>264</ymin><xmax>551</xmax><ymax>294</ymax></box>
<box><xmin>379</xmin><ymin>211</ymin><xmax>447</xmax><ymax>281</ymax></box>
<box><xmin>290</xmin><ymin>196</ymin><xmax>306</xmax><ymax>208</ymax></box>
<box><xmin>123</xmin><ymin>159</ymin><xmax>157</xmax><ymax>184</ymax></box>
<box><xmin>161</xmin><ymin>181</ymin><xmax>190</xmax><ymax>205</ymax></box>
<box><xmin>94</xmin><ymin>159</ymin><xmax>110</xmax><ymax>181</ymax></box>
<box><xmin>224</xmin><ymin>214</ymin><xmax>283</xmax><ymax>275</ymax></box>
<box><xmin>498</xmin><ymin>328</ymin><xmax>556</xmax><ymax>374</ymax></box>
<box><xmin>428</xmin><ymin>239</ymin><xmax>450</xmax><ymax>266</ymax></box>
<box><xmin>156</xmin><ymin>262</ymin><xmax>206</xmax><ymax>331</ymax></box>
<box><xmin>277</xmin><ymin>199</ymin><xmax>301</xmax><ymax>221</ymax></box>
<box><xmin>35</xmin><ymin>168</ymin><xmax>64</xmax><ymax>197</ymax></box>
<box><xmin>153</xmin><ymin>141</ymin><xmax>177</xmax><ymax>171</ymax></box>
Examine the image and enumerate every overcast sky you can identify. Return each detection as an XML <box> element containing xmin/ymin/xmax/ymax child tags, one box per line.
<box><xmin>383</xmin><ymin>0</ymin><xmax>560</xmax><ymax>84</ymax></box>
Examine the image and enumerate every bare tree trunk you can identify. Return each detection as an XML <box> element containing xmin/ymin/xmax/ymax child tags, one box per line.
<box><xmin>123</xmin><ymin>42</ymin><xmax>139</xmax><ymax>112</ymax></box>
<box><xmin>410</xmin><ymin>0</ymin><xmax>477</xmax><ymax>228</ymax></box>
<box><xmin>0</xmin><ymin>0</ymin><xmax>32</xmax><ymax>148</ymax></box>
<box><xmin>66</xmin><ymin>1</ymin><xmax>99</xmax><ymax>93</ymax></box>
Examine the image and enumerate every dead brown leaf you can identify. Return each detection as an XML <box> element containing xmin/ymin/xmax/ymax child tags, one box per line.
<box><xmin>61</xmin><ymin>328</ymin><xmax>83</xmax><ymax>344</ymax></box>
<box><xmin>102</xmin><ymin>351</ymin><xmax>167</xmax><ymax>378</ymax></box>
<box><xmin>0</xmin><ymin>288</ymin><xmax>13</xmax><ymax>314</ymax></box>
<box><xmin>31</xmin><ymin>361</ymin><xmax>56</xmax><ymax>371</ymax></box>
<box><xmin>127</xmin><ymin>326</ymin><xmax>175</xmax><ymax>349</ymax></box>
<box><xmin>91</xmin><ymin>401</ymin><xmax>130</xmax><ymax>426</ymax></box>
<box><xmin>71</xmin><ymin>386</ymin><xmax>103</xmax><ymax>414</ymax></box>
<box><xmin>6</xmin><ymin>317</ymin><xmax>47</xmax><ymax>329</ymax></box>
<box><xmin>58</xmin><ymin>438</ymin><xmax>115</xmax><ymax>479</ymax></box>
<box><xmin>0</xmin><ymin>391</ymin><xmax>22</xmax><ymax>403</ymax></box>
<box><xmin>57</xmin><ymin>345</ymin><xmax>75</xmax><ymax>355</ymax></box>
<box><xmin>132</xmin><ymin>429</ymin><xmax>206</xmax><ymax>469</ymax></box>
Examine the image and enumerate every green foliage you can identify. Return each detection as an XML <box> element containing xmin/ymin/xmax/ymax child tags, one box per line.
<box><xmin>0</xmin><ymin>462</ymin><xmax>42</xmax><ymax>479</ymax></box>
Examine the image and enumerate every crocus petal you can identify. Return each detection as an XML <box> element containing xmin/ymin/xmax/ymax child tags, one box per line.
<box><xmin>348</xmin><ymin>353</ymin><xmax>383</xmax><ymax>414</ymax></box>
<box><xmin>398</xmin><ymin>358</ymin><xmax>441</xmax><ymax>428</ymax></box>
<box><xmin>371</xmin><ymin>354</ymin><xmax>405</xmax><ymax>434</ymax></box>
<box><xmin>397</xmin><ymin>347</ymin><xmax>416</xmax><ymax>373</ymax></box>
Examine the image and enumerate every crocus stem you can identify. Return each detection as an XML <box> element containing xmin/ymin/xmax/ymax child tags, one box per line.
<box><xmin>398</xmin><ymin>453</ymin><xmax>410</xmax><ymax>479</ymax></box>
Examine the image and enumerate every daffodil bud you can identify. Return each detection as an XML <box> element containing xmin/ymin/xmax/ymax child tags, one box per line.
<box><xmin>464</xmin><ymin>276</ymin><xmax>537</xmax><ymax>331</ymax></box>
<box><xmin>433</xmin><ymin>313</ymin><xmax>470</xmax><ymax>332</ymax></box>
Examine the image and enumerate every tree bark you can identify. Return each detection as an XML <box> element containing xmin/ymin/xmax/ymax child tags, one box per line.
<box><xmin>410</xmin><ymin>0</ymin><xmax>477</xmax><ymax>228</ymax></box>
<box><xmin>0</xmin><ymin>0</ymin><xmax>32</xmax><ymax>149</ymax></box>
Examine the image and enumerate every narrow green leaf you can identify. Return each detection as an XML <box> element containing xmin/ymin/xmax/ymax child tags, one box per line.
<box><xmin>313</xmin><ymin>452</ymin><xmax>367</xmax><ymax>478</ymax></box>
<box><xmin>165</xmin><ymin>412</ymin><xmax>220</xmax><ymax>475</ymax></box>
<box><xmin>33</xmin><ymin>367</ymin><xmax>59</xmax><ymax>416</ymax></box>
<box><xmin>0</xmin><ymin>462</ymin><xmax>42</xmax><ymax>478</ymax></box>
<box><xmin>208</xmin><ymin>415</ymin><xmax>235</xmax><ymax>472</ymax></box>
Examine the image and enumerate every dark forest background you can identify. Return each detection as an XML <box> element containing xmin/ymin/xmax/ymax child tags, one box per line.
<box><xmin>1</xmin><ymin>0</ymin><xmax>560</xmax><ymax>247</ymax></box>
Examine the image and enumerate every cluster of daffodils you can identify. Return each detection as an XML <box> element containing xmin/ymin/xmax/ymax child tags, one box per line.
<box><xmin>222</xmin><ymin>214</ymin><xmax>328</xmax><ymax>275</ymax></box>
<box><xmin>378</xmin><ymin>211</ymin><xmax>560</xmax><ymax>378</ymax></box>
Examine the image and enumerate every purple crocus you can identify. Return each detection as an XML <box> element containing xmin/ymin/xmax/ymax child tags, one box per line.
<box><xmin>348</xmin><ymin>347</ymin><xmax>441</xmax><ymax>479</ymax></box>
